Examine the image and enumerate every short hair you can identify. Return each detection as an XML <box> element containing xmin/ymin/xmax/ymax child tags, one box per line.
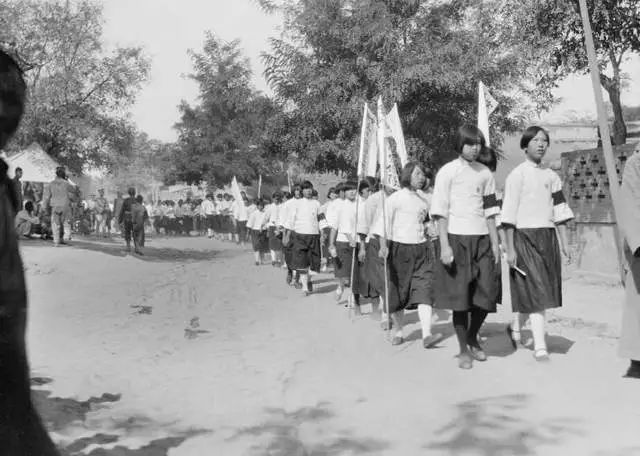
<box><xmin>272</xmin><ymin>191</ymin><xmax>282</xmax><ymax>200</ymax></box>
<box><xmin>358</xmin><ymin>179</ymin><xmax>370</xmax><ymax>194</ymax></box>
<box><xmin>311</xmin><ymin>189</ymin><xmax>318</xmax><ymax>197</ymax></box>
<box><xmin>478</xmin><ymin>146</ymin><xmax>498</xmax><ymax>172</ymax></box>
<box><xmin>301</xmin><ymin>180</ymin><xmax>313</xmax><ymax>190</ymax></box>
<box><xmin>343</xmin><ymin>180</ymin><xmax>357</xmax><ymax>191</ymax></box>
<box><xmin>24</xmin><ymin>200</ymin><xmax>33</xmax><ymax>212</ymax></box>
<box><xmin>399</xmin><ymin>162</ymin><xmax>422</xmax><ymax>189</ymax></box>
<box><xmin>0</xmin><ymin>50</ymin><xmax>27</xmax><ymax>150</ymax></box>
<box><xmin>15</xmin><ymin>167</ymin><xmax>22</xmax><ymax>173</ymax></box>
<box><xmin>456</xmin><ymin>125</ymin><xmax>486</xmax><ymax>154</ymax></box>
<box><xmin>292</xmin><ymin>184</ymin><xmax>302</xmax><ymax>193</ymax></box>
<box><xmin>256</xmin><ymin>198</ymin><xmax>265</xmax><ymax>208</ymax></box>
<box><xmin>335</xmin><ymin>182</ymin><xmax>345</xmax><ymax>193</ymax></box>
<box><xmin>55</xmin><ymin>166</ymin><xmax>66</xmax><ymax>178</ymax></box>
<box><xmin>136</xmin><ymin>195</ymin><xmax>143</xmax><ymax>203</ymax></box>
<box><xmin>127</xmin><ymin>187</ymin><xmax>136</xmax><ymax>196</ymax></box>
<box><xmin>326</xmin><ymin>187</ymin><xmax>336</xmax><ymax>199</ymax></box>
<box><xmin>520</xmin><ymin>126</ymin><xmax>550</xmax><ymax>149</ymax></box>
<box><xmin>283</xmin><ymin>191</ymin><xmax>292</xmax><ymax>199</ymax></box>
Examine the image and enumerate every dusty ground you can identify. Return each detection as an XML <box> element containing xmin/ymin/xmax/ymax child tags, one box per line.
<box><xmin>20</xmin><ymin>235</ymin><xmax>640</xmax><ymax>456</ymax></box>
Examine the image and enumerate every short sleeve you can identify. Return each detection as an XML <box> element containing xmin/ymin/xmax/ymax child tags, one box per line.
<box><xmin>501</xmin><ymin>169</ymin><xmax>522</xmax><ymax>227</ymax></box>
<box><xmin>284</xmin><ymin>202</ymin><xmax>296</xmax><ymax>231</ymax></box>
<box><xmin>430</xmin><ymin>166</ymin><xmax>451</xmax><ymax>219</ymax></box>
<box><xmin>482</xmin><ymin>172</ymin><xmax>500</xmax><ymax>218</ymax></box>
<box><xmin>550</xmin><ymin>172</ymin><xmax>574</xmax><ymax>224</ymax></box>
<box><xmin>356</xmin><ymin>198</ymin><xmax>368</xmax><ymax>235</ymax></box>
<box><xmin>326</xmin><ymin>201</ymin><xmax>339</xmax><ymax>229</ymax></box>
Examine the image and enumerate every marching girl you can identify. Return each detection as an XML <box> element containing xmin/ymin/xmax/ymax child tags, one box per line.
<box><xmin>379</xmin><ymin>162</ymin><xmax>442</xmax><ymax>348</ymax></box>
<box><xmin>329</xmin><ymin>181</ymin><xmax>364</xmax><ymax>313</ymax></box>
<box><xmin>363</xmin><ymin>178</ymin><xmax>394</xmax><ymax>329</ymax></box>
<box><xmin>201</xmin><ymin>193</ymin><xmax>216</xmax><ymax>239</ymax></box>
<box><xmin>285</xmin><ymin>181</ymin><xmax>323</xmax><ymax>296</ymax></box>
<box><xmin>355</xmin><ymin>178</ymin><xmax>379</xmax><ymax>309</ymax></box>
<box><xmin>326</xmin><ymin>183</ymin><xmax>346</xmax><ymax>299</ymax></box>
<box><xmin>247</xmin><ymin>198</ymin><xmax>270</xmax><ymax>265</ymax></box>
<box><xmin>267</xmin><ymin>191</ymin><xmax>284</xmax><ymax>267</ymax></box>
<box><xmin>319</xmin><ymin>187</ymin><xmax>338</xmax><ymax>272</ymax></box>
<box><xmin>502</xmin><ymin>126</ymin><xmax>573</xmax><ymax>361</ymax></box>
<box><xmin>280</xmin><ymin>185</ymin><xmax>302</xmax><ymax>286</ymax></box>
<box><xmin>431</xmin><ymin>125</ymin><xmax>501</xmax><ymax>370</ymax></box>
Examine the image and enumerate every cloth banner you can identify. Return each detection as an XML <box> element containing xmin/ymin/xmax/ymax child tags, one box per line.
<box><xmin>384</xmin><ymin>104</ymin><xmax>408</xmax><ymax>168</ymax></box>
<box><xmin>357</xmin><ymin>104</ymin><xmax>379</xmax><ymax>178</ymax></box>
<box><xmin>478</xmin><ymin>81</ymin><xmax>498</xmax><ymax>147</ymax></box>
<box><xmin>377</xmin><ymin>97</ymin><xmax>401</xmax><ymax>189</ymax></box>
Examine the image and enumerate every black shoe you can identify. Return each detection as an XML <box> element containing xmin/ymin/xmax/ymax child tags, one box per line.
<box><xmin>286</xmin><ymin>270</ymin><xmax>293</xmax><ymax>285</ymax></box>
<box><xmin>624</xmin><ymin>360</ymin><xmax>640</xmax><ymax>379</ymax></box>
<box><xmin>307</xmin><ymin>281</ymin><xmax>313</xmax><ymax>293</ymax></box>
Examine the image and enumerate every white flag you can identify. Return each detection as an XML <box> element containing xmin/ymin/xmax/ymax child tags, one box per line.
<box><xmin>231</xmin><ymin>176</ymin><xmax>247</xmax><ymax>219</ymax></box>
<box><xmin>478</xmin><ymin>81</ymin><xmax>498</xmax><ymax>147</ymax></box>
<box><xmin>357</xmin><ymin>103</ymin><xmax>378</xmax><ymax>178</ymax></box>
<box><xmin>384</xmin><ymin>104</ymin><xmax>408</xmax><ymax>168</ymax></box>
<box><xmin>377</xmin><ymin>97</ymin><xmax>401</xmax><ymax>189</ymax></box>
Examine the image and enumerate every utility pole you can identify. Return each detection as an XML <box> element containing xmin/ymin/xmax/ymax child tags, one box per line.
<box><xmin>577</xmin><ymin>0</ymin><xmax>624</xmax><ymax>277</ymax></box>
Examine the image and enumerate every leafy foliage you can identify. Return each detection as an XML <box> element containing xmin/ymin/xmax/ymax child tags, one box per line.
<box><xmin>171</xmin><ymin>32</ymin><xmax>284</xmax><ymax>186</ymax></box>
<box><xmin>258</xmin><ymin>0</ymin><xmax>550</xmax><ymax>172</ymax></box>
<box><xmin>0</xmin><ymin>0</ymin><xmax>151</xmax><ymax>172</ymax></box>
<box><xmin>511</xmin><ymin>0</ymin><xmax>640</xmax><ymax>144</ymax></box>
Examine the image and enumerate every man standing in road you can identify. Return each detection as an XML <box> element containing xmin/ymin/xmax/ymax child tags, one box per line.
<box><xmin>117</xmin><ymin>187</ymin><xmax>137</xmax><ymax>253</ymax></box>
<box><xmin>11</xmin><ymin>166</ymin><xmax>23</xmax><ymax>215</ymax></box>
<box><xmin>43</xmin><ymin>166</ymin><xmax>75</xmax><ymax>246</ymax></box>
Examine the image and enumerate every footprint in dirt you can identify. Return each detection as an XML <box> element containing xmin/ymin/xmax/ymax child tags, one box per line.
<box><xmin>131</xmin><ymin>305</ymin><xmax>153</xmax><ymax>315</ymax></box>
<box><xmin>184</xmin><ymin>316</ymin><xmax>210</xmax><ymax>339</ymax></box>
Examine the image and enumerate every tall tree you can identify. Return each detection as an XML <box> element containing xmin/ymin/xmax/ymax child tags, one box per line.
<box><xmin>511</xmin><ymin>0</ymin><xmax>640</xmax><ymax>145</ymax></box>
<box><xmin>259</xmin><ymin>0</ymin><xmax>550</xmax><ymax>172</ymax></box>
<box><xmin>0</xmin><ymin>0</ymin><xmax>150</xmax><ymax>172</ymax></box>
<box><xmin>173</xmin><ymin>32</ymin><xmax>283</xmax><ymax>186</ymax></box>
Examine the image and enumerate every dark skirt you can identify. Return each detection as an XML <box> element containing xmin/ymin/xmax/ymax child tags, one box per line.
<box><xmin>321</xmin><ymin>227</ymin><xmax>332</xmax><ymax>259</ymax></box>
<box><xmin>510</xmin><ymin>227</ymin><xmax>562</xmax><ymax>313</ymax></box>
<box><xmin>236</xmin><ymin>220</ymin><xmax>247</xmax><ymax>238</ymax></box>
<box><xmin>206</xmin><ymin>215</ymin><xmax>216</xmax><ymax>230</ymax></box>
<box><xmin>251</xmin><ymin>229</ymin><xmax>270</xmax><ymax>253</ymax></box>
<box><xmin>388</xmin><ymin>240</ymin><xmax>434</xmax><ymax>314</ymax></box>
<box><xmin>268</xmin><ymin>226</ymin><xmax>283</xmax><ymax>251</ymax></box>
<box><xmin>364</xmin><ymin>237</ymin><xmax>384</xmax><ymax>299</ymax></box>
<box><xmin>359</xmin><ymin>241</ymin><xmax>384</xmax><ymax>298</ymax></box>
<box><xmin>291</xmin><ymin>232</ymin><xmax>321</xmax><ymax>272</ymax></box>
<box><xmin>334</xmin><ymin>241</ymin><xmax>360</xmax><ymax>289</ymax></box>
<box><xmin>433</xmin><ymin>234</ymin><xmax>500</xmax><ymax>312</ymax></box>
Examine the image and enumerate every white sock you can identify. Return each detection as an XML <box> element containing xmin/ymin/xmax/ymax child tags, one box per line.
<box><xmin>300</xmin><ymin>273</ymin><xmax>308</xmax><ymax>290</ymax></box>
<box><xmin>530</xmin><ymin>311</ymin><xmax>547</xmax><ymax>351</ymax></box>
<box><xmin>417</xmin><ymin>304</ymin><xmax>433</xmax><ymax>339</ymax></box>
<box><xmin>254</xmin><ymin>252</ymin><xmax>260</xmax><ymax>263</ymax></box>
<box><xmin>270</xmin><ymin>250</ymin><xmax>277</xmax><ymax>262</ymax></box>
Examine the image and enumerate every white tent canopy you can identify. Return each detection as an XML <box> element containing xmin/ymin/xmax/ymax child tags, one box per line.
<box><xmin>3</xmin><ymin>143</ymin><xmax>74</xmax><ymax>184</ymax></box>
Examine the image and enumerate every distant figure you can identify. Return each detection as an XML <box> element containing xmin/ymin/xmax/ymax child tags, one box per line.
<box><xmin>117</xmin><ymin>187</ymin><xmax>137</xmax><ymax>253</ymax></box>
<box><xmin>43</xmin><ymin>166</ymin><xmax>75</xmax><ymax>247</ymax></box>
<box><xmin>112</xmin><ymin>191</ymin><xmax>124</xmax><ymax>234</ymax></box>
<box><xmin>131</xmin><ymin>194</ymin><xmax>149</xmax><ymax>255</ymax></box>
<box><xmin>0</xmin><ymin>48</ymin><xmax>60</xmax><ymax>454</ymax></box>
<box><xmin>15</xmin><ymin>201</ymin><xmax>41</xmax><ymax>238</ymax></box>
<box><xmin>11</xmin><ymin>166</ymin><xmax>23</xmax><ymax>215</ymax></box>
<box><xmin>618</xmin><ymin>145</ymin><xmax>640</xmax><ymax>379</ymax></box>
<box><xmin>94</xmin><ymin>188</ymin><xmax>109</xmax><ymax>237</ymax></box>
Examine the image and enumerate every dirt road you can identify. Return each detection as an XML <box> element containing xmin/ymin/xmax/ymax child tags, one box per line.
<box><xmin>21</xmin><ymin>236</ymin><xmax>640</xmax><ymax>455</ymax></box>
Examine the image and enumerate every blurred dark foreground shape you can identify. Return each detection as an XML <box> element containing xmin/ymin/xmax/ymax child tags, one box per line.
<box><xmin>0</xmin><ymin>48</ymin><xmax>60</xmax><ymax>455</ymax></box>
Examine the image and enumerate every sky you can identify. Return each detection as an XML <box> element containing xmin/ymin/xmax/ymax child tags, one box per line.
<box><xmin>101</xmin><ymin>0</ymin><xmax>640</xmax><ymax>142</ymax></box>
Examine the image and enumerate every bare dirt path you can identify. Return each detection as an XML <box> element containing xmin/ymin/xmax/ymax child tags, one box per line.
<box><xmin>20</xmin><ymin>236</ymin><xmax>640</xmax><ymax>456</ymax></box>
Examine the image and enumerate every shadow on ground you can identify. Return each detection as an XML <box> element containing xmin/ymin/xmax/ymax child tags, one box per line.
<box><xmin>425</xmin><ymin>394</ymin><xmax>582</xmax><ymax>455</ymax></box>
<box><xmin>31</xmin><ymin>377</ymin><xmax>209</xmax><ymax>456</ymax></box>
<box><xmin>24</xmin><ymin>237</ymin><xmax>236</xmax><ymax>263</ymax></box>
<box><xmin>229</xmin><ymin>402</ymin><xmax>389</xmax><ymax>455</ymax></box>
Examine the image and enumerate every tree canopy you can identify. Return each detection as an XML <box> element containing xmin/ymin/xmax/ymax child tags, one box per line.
<box><xmin>510</xmin><ymin>0</ymin><xmax>640</xmax><ymax>145</ymax></box>
<box><xmin>171</xmin><ymin>32</ymin><xmax>284</xmax><ymax>187</ymax></box>
<box><xmin>258</xmin><ymin>0</ymin><xmax>556</xmax><ymax>173</ymax></box>
<box><xmin>0</xmin><ymin>0</ymin><xmax>150</xmax><ymax>173</ymax></box>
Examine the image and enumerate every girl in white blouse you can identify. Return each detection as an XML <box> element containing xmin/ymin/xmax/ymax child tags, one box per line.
<box><xmin>502</xmin><ymin>126</ymin><xmax>573</xmax><ymax>361</ymax></box>
<box><xmin>380</xmin><ymin>162</ymin><xmax>442</xmax><ymax>348</ymax></box>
